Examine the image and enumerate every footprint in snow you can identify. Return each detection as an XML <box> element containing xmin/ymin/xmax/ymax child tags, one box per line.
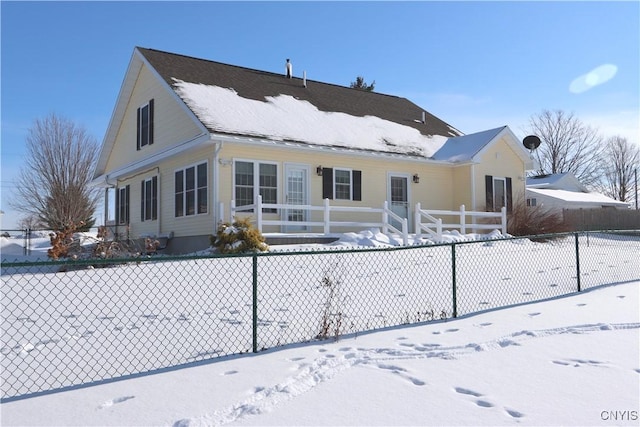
<box><xmin>506</xmin><ymin>408</ymin><xmax>525</xmax><ymax>418</ymax></box>
<box><xmin>617</xmin><ymin>295</ymin><xmax>626</xmax><ymax>299</ymax></box>
<box><xmin>528</xmin><ymin>312</ymin><xmax>541</xmax><ymax>317</ymax></box>
<box><xmin>454</xmin><ymin>387</ymin><xmax>483</xmax><ymax>397</ymax></box>
<box><xmin>222</xmin><ymin>370</ymin><xmax>238</xmax><ymax>375</ymax></box>
<box><xmin>99</xmin><ymin>395</ymin><xmax>135</xmax><ymax>409</ymax></box>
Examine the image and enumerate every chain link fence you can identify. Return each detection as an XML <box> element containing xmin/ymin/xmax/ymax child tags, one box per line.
<box><xmin>1</xmin><ymin>230</ymin><xmax>639</xmax><ymax>401</ymax></box>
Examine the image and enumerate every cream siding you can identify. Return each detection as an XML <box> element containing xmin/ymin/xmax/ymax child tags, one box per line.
<box><xmin>473</xmin><ymin>135</ymin><xmax>526</xmax><ymax>209</ymax></box>
<box><xmin>214</xmin><ymin>142</ymin><xmax>456</xmax><ymax>232</ymax></box>
<box><xmin>104</xmin><ymin>65</ymin><xmax>204</xmax><ymax>173</ymax></box>
<box><xmin>154</xmin><ymin>146</ymin><xmax>215</xmax><ymax>238</ymax></box>
<box><xmin>451</xmin><ymin>166</ymin><xmax>473</xmax><ymax>209</ymax></box>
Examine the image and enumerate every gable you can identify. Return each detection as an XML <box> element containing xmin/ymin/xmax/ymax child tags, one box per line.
<box><xmin>526</xmin><ymin>173</ymin><xmax>587</xmax><ymax>192</ymax></box>
<box><xmin>433</xmin><ymin>126</ymin><xmax>533</xmax><ymax>170</ymax></box>
<box><xmin>94</xmin><ymin>51</ymin><xmax>208</xmax><ymax>181</ymax></box>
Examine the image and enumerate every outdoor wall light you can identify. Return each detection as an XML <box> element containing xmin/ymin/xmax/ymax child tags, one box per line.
<box><xmin>412</xmin><ymin>174</ymin><xmax>420</xmax><ymax>184</ymax></box>
<box><xmin>316</xmin><ymin>166</ymin><xmax>324</xmax><ymax>176</ymax></box>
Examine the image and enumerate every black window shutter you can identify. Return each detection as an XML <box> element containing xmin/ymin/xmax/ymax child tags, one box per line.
<box><xmin>353</xmin><ymin>170</ymin><xmax>362</xmax><ymax>201</ymax></box>
<box><xmin>485</xmin><ymin>175</ymin><xmax>494</xmax><ymax>211</ymax></box>
<box><xmin>149</xmin><ymin>99</ymin><xmax>154</xmax><ymax>145</ymax></box>
<box><xmin>506</xmin><ymin>177</ymin><xmax>513</xmax><ymax>213</ymax></box>
<box><xmin>136</xmin><ymin>107</ymin><xmax>141</xmax><ymax>151</ymax></box>
<box><xmin>125</xmin><ymin>185</ymin><xmax>130</xmax><ymax>223</ymax></box>
<box><xmin>152</xmin><ymin>176</ymin><xmax>158</xmax><ymax>220</ymax></box>
<box><xmin>322</xmin><ymin>168</ymin><xmax>334</xmax><ymax>199</ymax></box>
<box><xmin>141</xmin><ymin>180</ymin><xmax>145</xmax><ymax>222</ymax></box>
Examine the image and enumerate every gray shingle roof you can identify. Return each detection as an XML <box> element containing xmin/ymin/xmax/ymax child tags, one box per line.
<box><xmin>137</xmin><ymin>47</ymin><xmax>461</xmax><ymax>139</ymax></box>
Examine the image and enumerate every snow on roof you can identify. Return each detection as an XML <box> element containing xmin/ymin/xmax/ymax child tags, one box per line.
<box><xmin>173</xmin><ymin>79</ymin><xmax>449</xmax><ymax>157</ymax></box>
<box><xmin>431</xmin><ymin>126</ymin><xmax>506</xmax><ymax>162</ymax></box>
<box><xmin>527</xmin><ymin>187</ymin><xmax>629</xmax><ymax>207</ymax></box>
<box><xmin>526</xmin><ymin>173</ymin><xmax>570</xmax><ymax>187</ymax></box>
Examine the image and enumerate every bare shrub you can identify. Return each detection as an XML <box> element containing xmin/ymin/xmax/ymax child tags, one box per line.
<box><xmin>317</xmin><ymin>256</ymin><xmax>349</xmax><ymax>341</ymax></box>
<box><xmin>507</xmin><ymin>194</ymin><xmax>570</xmax><ymax>237</ymax></box>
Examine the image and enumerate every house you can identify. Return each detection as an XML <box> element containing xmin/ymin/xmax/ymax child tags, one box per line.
<box><xmin>526</xmin><ymin>173</ymin><xmax>630</xmax><ymax>211</ymax></box>
<box><xmin>92</xmin><ymin>47</ymin><xmax>533</xmax><ymax>253</ymax></box>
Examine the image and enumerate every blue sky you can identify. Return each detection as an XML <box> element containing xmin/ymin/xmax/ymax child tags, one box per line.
<box><xmin>1</xmin><ymin>1</ymin><xmax>639</xmax><ymax>229</ymax></box>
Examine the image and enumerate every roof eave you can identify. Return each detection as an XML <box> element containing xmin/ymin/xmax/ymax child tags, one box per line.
<box><xmin>209</xmin><ymin>132</ymin><xmax>454</xmax><ymax>165</ymax></box>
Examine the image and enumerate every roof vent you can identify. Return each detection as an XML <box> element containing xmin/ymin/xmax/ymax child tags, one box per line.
<box><xmin>421</xmin><ymin>111</ymin><xmax>426</xmax><ymax>123</ymax></box>
<box><xmin>303</xmin><ymin>70</ymin><xmax>307</xmax><ymax>87</ymax></box>
<box><xmin>286</xmin><ymin>59</ymin><xmax>292</xmax><ymax>79</ymax></box>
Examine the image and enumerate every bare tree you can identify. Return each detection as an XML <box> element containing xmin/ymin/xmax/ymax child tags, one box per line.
<box><xmin>602</xmin><ymin>135</ymin><xmax>639</xmax><ymax>202</ymax></box>
<box><xmin>18</xmin><ymin>214</ymin><xmax>44</xmax><ymax>231</ymax></box>
<box><xmin>527</xmin><ymin>110</ymin><xmax>604</xmax><ymax>188</ymax></box>
<box><xmin>11</xmin><ymin>113</ymin><xmax>99</xmax><ymax>231</ymax></box>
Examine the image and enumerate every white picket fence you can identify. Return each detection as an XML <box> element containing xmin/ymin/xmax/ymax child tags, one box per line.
<box><xmin>226</xmin><ymin>196</ymin><xmax>507</xmax><ymax>244</ymax></box>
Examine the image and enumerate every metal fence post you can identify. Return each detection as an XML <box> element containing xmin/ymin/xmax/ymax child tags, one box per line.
<box><xmin>451</xmin><ymin>243</ymin><xmax>458</xmax><ymax>318</ymax></box>
<box><xmin>252</xmin><ymin>253</ymin><xmax>259</xmax><ymax>353</ymax></box>
<box><xmin>575</xmin><ymin>232</ymin><xmax>582</xmax><ymax>292</ymax></box>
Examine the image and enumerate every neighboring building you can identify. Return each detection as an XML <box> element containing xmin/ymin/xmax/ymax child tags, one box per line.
<box><xmin>526</xmin><ymin>173</ymin><xmax>630</xmax><ymax>210</ymax></box>
<box><xmin>92</xmin><ymin>47</ymin><xmax>533</xmax><ymax>253</ymax></box>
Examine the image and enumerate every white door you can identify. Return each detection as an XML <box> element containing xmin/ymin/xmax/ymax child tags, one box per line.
<box><xmin>388</xmin><ymin>174</ymin><xmax>409</xmax><ymax>230</ymax></box>
<box><xmin>284</xmin><ymin>164</ymin><xmax>309</xmax><ymax>232</ymax></box>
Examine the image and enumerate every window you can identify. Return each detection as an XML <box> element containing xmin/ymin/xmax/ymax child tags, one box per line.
<box><xmin>234</xmin><ymin>161</ymin><xmax>278</xmax><ymax>213</ymax></box>
<box><xmin>526</xmin><ymin>198</ymin><xmax>537</xmax><ymax>207</ymax></box>
<box><xmin>494</xmin><ymin>178</ymin><xmax>506</xmax><ymax>211</ymax></box>
<box><xmin>334</xmin><ymin>169</ymin><xmax>352</xmax><ymax>200</ymax></box>
<box><xmin>115</xmin><ymin>185</ymin><xmax>130</xmax><ymax>225</ymax></box>
<box><xmin>175</xmin><ymin>163</ymin><xmax>207</xmax><ymax>217</ymax></box>
<box><xmin>322</xmin><ymin>168</ymin><xmax>362</xmax><ymax>201</ymax></box>
<box><xmin>141</xmin><ymin>176</ymin><xmax>158</xmax><ymax>221</ymax></box>
<box><xmin>485</xmin><ymin>175</ymin><xmax>512</xmax><ymax>212</ymax></box>
<box><xmin>136</xmin><ymin>99</ymin><xmax>154</xmax><ymax>150</ymax></box>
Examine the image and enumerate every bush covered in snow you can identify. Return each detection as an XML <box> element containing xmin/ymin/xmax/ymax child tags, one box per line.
<box><xmin>211</xmin><ymin>217</ymin><xmax>268</xmax><ymax>254</ymax></box>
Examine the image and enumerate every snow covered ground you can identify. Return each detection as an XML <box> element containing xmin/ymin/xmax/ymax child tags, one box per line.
<box><xmin>1</xmin><ymin>230</ymin><xmax>639</xmax><ymax>426</ymax></box>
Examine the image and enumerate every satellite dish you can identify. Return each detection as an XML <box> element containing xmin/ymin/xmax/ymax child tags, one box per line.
<box><xmin>523</xmin><ymin>135</ymin><xmax>541</xmax><ymax>150</ymax></box>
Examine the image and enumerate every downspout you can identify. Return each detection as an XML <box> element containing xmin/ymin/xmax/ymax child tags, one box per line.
<box><xmin>213</xmin><ymin>140</ymin><xmax>223</xmax><ymax>233</ymax></box>
<box><xmin>157</xmin><ymin>171</ymin><xmax>161</xmax><ymax>238</ymax></box>
<box><xmin>470</xmin><ymin>164</ymin><xmax>476</xmax><ymax>231</ymax></box>
<box><xmin>470</xmin><ymin>164</ymin><xmax>476</xmax><ymax>209</ymax></box>
<box><xmin>104</xmin><ymin>175</ymin><xmax>117</xmax><ymax>227</ymax></box>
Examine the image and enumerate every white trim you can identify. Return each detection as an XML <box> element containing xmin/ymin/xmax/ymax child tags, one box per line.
<box><xmin>210</xmin><ymin>133</ymin><xmax>455</xmax><ymax>165</ymax></box>
<box><xmin>283</xmin><ymin>163</ymin><xmax>310</xmax><ymax>232</ymax></box>
<box><xmin>92</xmin><ymin>133</ymin><xmax>211</xmax><ymax>186</ymax></box>
<box><xmin>334</xmin><ymin>167</ymin><xmax>353</xmax><ymax>201</ymax></box>
<box><xmin>213</xmin><ymin>142</ymin><xmax>222</xmax><ymax>228</ymax></box>
<box><xmin>470</xmin><ymin>163</ymin><xmax>476</xmax><ymax>211</ymax></box>
<box><xmin>492</xmin><ymin>176</ymin><xmax>508</xmax><ymax>211</ymax></box>
<box><xmin>387</xmin><ymin>172</ymin><xmax>412</xmax><ymax>229</ymax></box>
<box><xmin>232</xmin><ymin>158</ymin><xmax>280</xmax><ymax>208</ymax></box>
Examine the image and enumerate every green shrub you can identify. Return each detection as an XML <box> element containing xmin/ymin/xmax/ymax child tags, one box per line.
<box><xmin>211</xmin><ymin>217</ymin><xmax>268</xmax><ymax>254</ymax></box>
